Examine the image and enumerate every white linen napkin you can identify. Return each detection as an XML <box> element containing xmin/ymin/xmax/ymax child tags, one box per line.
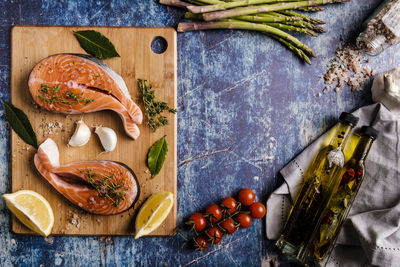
<box><xmin>266</xmin><ymin>103</ymin><xmax>400</xmax><ymax>266</ymax></box>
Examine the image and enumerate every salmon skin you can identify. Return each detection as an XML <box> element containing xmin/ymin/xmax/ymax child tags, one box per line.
<box><xmin>28</xmin><ymin>54</ymin><xmax>143</xmax><ymax>139</ymax></box>
<box><xmin>34</xmin><ymin>138</ymin><xmax>140</xmax><ymax>215</ymax></box>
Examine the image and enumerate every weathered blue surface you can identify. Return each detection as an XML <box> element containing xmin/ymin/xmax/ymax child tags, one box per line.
<box><xmin>1</xmin><ymin>0</ymin><xmax>399</xmax><ymax>266</ymax></box>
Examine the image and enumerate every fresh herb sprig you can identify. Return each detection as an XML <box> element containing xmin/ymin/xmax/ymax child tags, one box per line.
<box><xmin>80</xmin><ymin>169</ymin><xmax>127</xmax><ymax>208</ymax></box>
<box><xmin>37</xmin><ymin>84</ymin><xmax>95</xmax><ymax>106</ymax></box>
<box><xmin>138</xmin><ymin>79</ymin><xmax>177</xmax><ymax>132</ymax></box>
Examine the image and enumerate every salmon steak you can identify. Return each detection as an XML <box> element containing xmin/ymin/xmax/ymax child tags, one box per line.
<box><xmin>28</xmin><ymin>54</ymin><xmax>143</xmax><ymax>139</ymax></box>
<box><xmin>34</xmin><ymin>138</ymin><xmax>140</xmax><ymax>215</ymax></box>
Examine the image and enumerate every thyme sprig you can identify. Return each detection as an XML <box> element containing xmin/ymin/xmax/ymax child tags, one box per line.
<box><xmin>79</xmin><ymin>169</ymin><xmax>127</xmax><ymax>208</ymax></box>
<box><xmin>137</xmin><ymin>79</ymin><xmax>177</xmax><ymax>132</ymax></box>
<box><xmin>37</xmin><ymin>83</ymin><xmax>95</xmax><ymax>106</ymax></box>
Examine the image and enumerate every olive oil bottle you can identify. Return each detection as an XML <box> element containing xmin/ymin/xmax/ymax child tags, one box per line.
<box><xmin>308</xmin><ymin>126</ymin><xmax>379</xmax><ymax>265</ymax></box>
<box><xmin>276</xmin><ymin>112</ymin><xmax>359</xmax><ymax>262</ymax></box>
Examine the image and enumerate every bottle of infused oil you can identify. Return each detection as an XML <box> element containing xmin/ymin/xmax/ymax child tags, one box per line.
<box><xmin>276</xmin><ymin>112</ymin><xmax>359</xmax><ymax>263</ymax></box>
<box><xmin>307</xmin><ymin>126</ymin><xmax>379</xmax><ymax>266</ymax></box>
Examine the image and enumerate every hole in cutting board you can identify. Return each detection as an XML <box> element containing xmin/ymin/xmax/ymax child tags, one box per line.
<box><xmin>151</xmin><ymin>36</ymin><xmax>168</xmax><ymax>54</ymax></box>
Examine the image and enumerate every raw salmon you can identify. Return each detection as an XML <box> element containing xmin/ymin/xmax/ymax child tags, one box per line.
<box><xmin>28</xmin><ymin>54</ymin><xmax>143</xmax><ymax>139</ymax></box>
<box><xmin>34</xmin><ymin>138</ymin><xmax>140</xmax><ymax>215</ymax></box>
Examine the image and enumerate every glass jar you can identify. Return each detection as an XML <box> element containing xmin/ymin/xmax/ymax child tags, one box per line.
<box><xmin>356</xmin><ymin>0</ymin><xmax>400</xmax><ymax>56</ymax></box>
<box><xmin>275</xmin><ymin>112</ymin><xmax>359</xmax><ymax>264</ymax></box>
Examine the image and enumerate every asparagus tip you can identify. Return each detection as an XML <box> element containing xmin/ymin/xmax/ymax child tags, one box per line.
<box><xmin>312</xmin><ymin>25</ymin><xmax>326</xmax><ymax>33</ymax></box>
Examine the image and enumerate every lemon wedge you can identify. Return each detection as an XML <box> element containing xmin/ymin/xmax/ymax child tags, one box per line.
<box><xmin>135</xmin><ymin>191</ymin><xmax>174</xmax><ymax>239</ymax></box>
<box><xmin>3</xmin><ymin>190</ymin><xmax>54</xmax><ymax>236</ymax></box>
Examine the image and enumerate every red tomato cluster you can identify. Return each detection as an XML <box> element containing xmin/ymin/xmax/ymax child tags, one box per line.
<box><xmin>187</xmin><ymin>188</ymin><xmax>266</xmax><ymax>251</ymax></box>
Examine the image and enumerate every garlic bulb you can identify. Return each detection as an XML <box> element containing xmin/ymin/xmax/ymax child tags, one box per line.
<box><xmin>372</xmin><ymin>68</ymin><xmax>400</xmax><ymax>114</ymax></box>
<box><xmin>68</xmin><ymin>120</ymin><xmax>91</xmax><ymax>147</ymax></box>
<box><xmin>95</xmin><ymin>126</ymin><xmax>117</xmax><ymax>152</ymax></box>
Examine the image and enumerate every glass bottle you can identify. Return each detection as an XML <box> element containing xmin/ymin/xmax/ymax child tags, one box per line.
<box><xmin>356</xmin><ymin>0</ymin><xmax>400</xmax><ymax>56</ymax></box>
<box><xmin>276</xmin><ymin>112</ymin><xmax>359</xmax><ymax>263</ymax></box>
<box><xmin>307</xmin><ymin>126</ymin><xmax>379</xmax><ymax>266</ymax></box>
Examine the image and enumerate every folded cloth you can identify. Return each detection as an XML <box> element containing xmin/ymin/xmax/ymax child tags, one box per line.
<box><xmin>266</xmin><ymin>103</ymin><xmax>400</xmax><ymax>267</ymax></box>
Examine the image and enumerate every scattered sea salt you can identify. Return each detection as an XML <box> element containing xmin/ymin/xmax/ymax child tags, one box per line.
<box><xmin>323</xmin><ymin>43</ymin><xmax>373</xmax><ymax>93</ymax></box>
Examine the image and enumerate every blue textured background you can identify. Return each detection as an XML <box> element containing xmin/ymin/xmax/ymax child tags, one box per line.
<box><xmin>1</xmin><ymin>0</ymin><xmax>399</xmax><ymax>266</ymax></box>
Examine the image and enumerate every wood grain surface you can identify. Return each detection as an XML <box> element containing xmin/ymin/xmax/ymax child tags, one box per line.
<box><xmin>10</xmin><ymin>26</ymin><xmax>177</xmax><ymax>236</ymax></box>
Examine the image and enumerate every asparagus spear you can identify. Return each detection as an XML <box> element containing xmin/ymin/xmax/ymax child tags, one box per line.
<box><xmin>196</xmin><ymin>0</ymin><xmax>225</xmax><ymax>4</ymax></box>
<box><xmin>184</xmin><ymin>11</ymin><xmax>324</xmax><ymax>32</ymax></box>
<box><xmin>185</xmin><ymin>12</ymin><xmax>304</xmax><ymax>24</ymax></box>
<box><xmin>159</xmin><ymin>0</ymin><xmax>191</xmax><ymax>8</ymax></box>
<box><xmin>265</xmin><ymin>22</ymin><xmax>318</xmax><ymax>36</ymax></box>
<box><xmin>278</xmin><ymin>10</ymin><xmax>325</xmax><ymax>24</ymax></box>
<box><xmin>284</xmin><ymin>20</ymin><xmax>325</xmax><ymax>32</ymax></box>
<box><xmin>256</xmin><ymin>12</ymin><xmax>302</xmax><ymax>21</ymax></box>
<box><xmin>201</xmin><ymin>0</ymin><xmax>349</xmax><ymax>21</ymax></box>
<box><xmin>236</xmin><ymin>14</ymin><xmax>302</xmax><ymax>23</ymax></box>
<box><xmin>177</xmin><ymin>20</ymin><xmax>316</xmax><ymax>57</ymax></box>
<box><xmin>188</xmin><ymin>0</ymin><xmax>302</xmax><ymax>14</ymax></box>
<box><xmin>267</xmin><ymin>33</ymin><xmax>311</xmax><ymax>64</ymax></box>
<box><xmin>297</xmin><ymin>6</ymin><xmax>325</xmax><ymax>12</ymax></box>
<box><xmin>186</xmin><ymin>0</ymin><xmax>208</xmax><ymax>5</ymax></box>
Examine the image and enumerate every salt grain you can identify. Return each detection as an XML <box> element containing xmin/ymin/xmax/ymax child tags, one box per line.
<box><xmin>323</xmin><ymin>43</ymin><xmax>373</xmax><ymax>93</ymax></box>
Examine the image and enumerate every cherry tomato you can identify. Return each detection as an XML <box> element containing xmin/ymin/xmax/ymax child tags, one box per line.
<box><xmin>193</xmin><ymin>236</ymin><xmax>208</xmax><ymax>251</ymax></box>
<box><xmin>206</xmin><ymin>226</ymin><xmax>223</xmax><ymax>244</ymax></box>
<box><xmin>235</xmin><ymin>213</ymin><xmax>252</xmax><ymax>228</ymax></box>
<box><xmin>205</xmin><ymin>204</ymin><xmax>222</xmax><ymax>223</ymax></box>
<box><xmin>188</xmin><ymin>213</ymin><xmax>207</xmax><ymax>232</ymax></box>
<box><xmin>220</xmin><ymin>218</ymin><xmax>237</xmax><ymax>234</ymax></box>
<box><xmin>238</xmin><ymin>188</ymin><xmax>255</xmax><ymax>206</ymax></box>
<box><xmin>249</xmin><ymin>202</ymin><xmax>266</xmax><ymax>219</ymax></box>
<box><xmin>221</xmin><ymin>197</ymin><xmax>237</xmax><ymax>214</ymax></box>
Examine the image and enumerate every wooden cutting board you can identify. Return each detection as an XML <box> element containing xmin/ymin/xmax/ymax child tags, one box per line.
<box><xmin>10</xmin><ymin>26</ymin><xmax>177</xmax><ymax>236</ymax></box>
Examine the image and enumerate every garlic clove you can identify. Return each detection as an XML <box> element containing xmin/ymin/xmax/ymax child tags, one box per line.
<box><xmin>95</xmin><ymin>126</ymin><xmax>117</xmax><ymax>152</ymax></box>
<box><xmin>68</xmin><ymin>120</ymin><xmax>91</xmax><ymax>147</ymax></box>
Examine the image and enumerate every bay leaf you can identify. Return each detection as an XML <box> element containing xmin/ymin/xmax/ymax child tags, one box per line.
<box><xmin>73</xmin><ymin>30</ymin><xmax>120</xmax><ymax>59</ymax></box>
<box><xmin>147</xmin><ymin>136</ymin><xmax>168</xmax><ymax>178</ymax></box>
<box><xmin>2</xmin><ymin>100</ymin><xmax>38</xmax><ymax>149</ymax></box>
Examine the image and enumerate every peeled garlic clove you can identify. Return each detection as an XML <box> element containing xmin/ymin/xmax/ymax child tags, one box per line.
<box><xmin>68</xmin><ymin>120</ymin><xmax>91</xmax><ymax>147</ymax></box>
<box><xmin>95</xmin><ymin>126</ymin><xmax>117</xmax><ymax>152</ymax></box>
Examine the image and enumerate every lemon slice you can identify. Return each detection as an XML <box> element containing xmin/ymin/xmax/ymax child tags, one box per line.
<box><xmin>3</xmin><ymin>190</ymin><xmax>54</xmax><ymax>236</ymax></box>
<box><xmin>135</xmin><ymin>191</ymin><xmax>174</xmax><ymax>239</ymax></box>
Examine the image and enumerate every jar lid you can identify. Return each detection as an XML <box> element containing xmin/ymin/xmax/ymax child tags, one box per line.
<box><xmin>360</xmin><ymin>126</ymin><xmax>379</xmax><ymax>139</ymax></box>
<box><xmin>339</xmin><ymin>112</ymin><xmax>359</xmax><ymax>127</ymax></box>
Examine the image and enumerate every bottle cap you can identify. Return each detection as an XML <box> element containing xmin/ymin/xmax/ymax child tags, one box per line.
<box><xmin>360</xmin><ymin>126</ymin><xmax>379</xmax><ymax>139</ymax></box>
<box><xmin>339</xmin><ymin>112</ymin><xmax>359</xmax><ymax>127</ymax></box>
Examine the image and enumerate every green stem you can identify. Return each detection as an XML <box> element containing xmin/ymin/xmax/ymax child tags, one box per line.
<box><xmin>159</xmin><ymin>0</ymin><xmax>191</xmax><ymax>8</ymax></box>
<box><xmin>297</xmin><ymin>6</ymin><xmax>325</xmax><ymax>11</ymax></box>
<box><xmin>236</xmin><ymin>14</ymin><xmax>302</xmax><ymax>23</ymax></box>
<box><xmin>265</xmin><ymin>22</ymin><xmax>318</xmax><ymax>36</ymax></box>
<box><xmin>177</xmin><ymin>20</ymin><xmax>316</xmax><ymax>57</ymax></box>
<box><xmin>284</xmin><ymin>20</ymin><xmax>325</xmax><ymax>32</ymax></box>
<box><xmin>268</xmin><ymin>33</ymin><xmax>311</xmax><ymax>64</ymax></box>
<box><xmin>186</xmin><ymin>0</ymin><xmax>207</xmax><ymax>5</ymax></box>
<box><xmin>201</xmin><ymin>0</ymin><xmax>349</xmax><ymax>21</ymax></box>
<box><xmin>196</xmin><ymin>0</ymin><xmax>225</xmax><ymax>4</ymax></box>
<box><xmin>278</xmin><ymin>10</ymin><xmax>325</xmax><ymax>24</ymax></box>
<box><xmin>188</xmin><ymin>0</ymin><xmax>302</xmax><ymax>13</ymax></box>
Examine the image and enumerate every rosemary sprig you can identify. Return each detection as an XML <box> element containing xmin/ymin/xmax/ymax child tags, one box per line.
<box><xmin>79</xmin><ymin>169</ymin><xmax>126</xmax><ymax>208</ymax></box>
<box><xmin>137</xmin><ymin>79</ymin><xmax>177</xmax><ymax>132</ymax></box>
